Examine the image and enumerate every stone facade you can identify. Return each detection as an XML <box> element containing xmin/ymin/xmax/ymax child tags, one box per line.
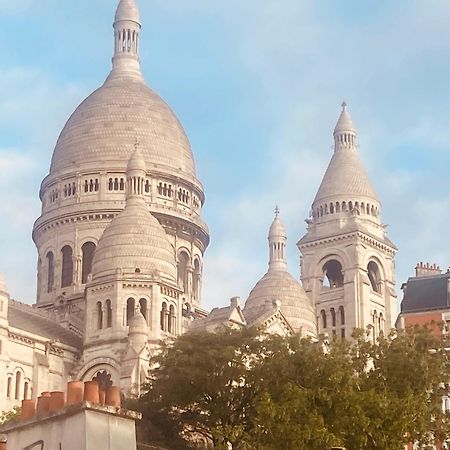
<box><xmin>0</xmin><ymin>0</ymin><xmax>400</xmax><ymax>414</ymax></box>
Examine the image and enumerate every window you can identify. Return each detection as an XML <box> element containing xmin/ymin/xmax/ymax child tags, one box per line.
<box><xmin>24</xmin><ymin>382</ymin><xmax>29</xmax><ymax>400</ymax></box>
<box><xmin>6</xmin><ymin>377</ymin><xmax>12</xmax><ymax>398</ymax></box>
<box><xmin>193</xmin><ymin>259</ymin><xmax>201</xmax><ymax>301</ymax></box>
<box><xmin>160</xmin><ymin>302</ymin><xmax>168</xmax><ymax>331</ymax></box>
<box><xmin>177</xmin><ymin>252</ymin><xmax>189</xmax><ymax>293</ymax></box>
<box><xmin>322</xmin><ymin>260</ymin><xmax>344</xmax><ymax>288</ymax></box>
<box><xmin>106</xmin><ymin>300</ymin><xmax>112</xmax><ymax>328</ymax></box>
<box><xmin>15</xmin><ymin>371</ymin><xmax>21</xmax><ymax>400</ymax></box>
<box><xmin>81</xmin><ymin>242</ymin><xmax>96</xmax><ymax>284</ymax></box>
<box><xmin>46</xmin><ymin>251</ymin><xmax>54</xmax><ymax>293</ymax></box>
<box><xmin>97</xmin><ymin>302</ymin><xmax>103</xmax><ymax>329</ymax></box>
<box><xmin>139</xmin><ymin>298</ymin><xmax>147</xmax><ymax>321</ymax></box>
<box><xmin>339</xmin><ymin>306</ymin><xmax>345</xmax><ymax>326</ymax></box>
<box><xmin>61</xmin><ymin>245</ymin><xmax>73</xmax><ymax>288</ymax></box>
<box><xmin>320</xmin><ymin>309</ymin><xmax>327</xmax><ymax>329</ymax></box>
<box><xmin>168</xmin><ymin>305</ymin><xmax>176</xmax><ymax>334</ymax></box>
<box><xmin>126</xmin><ymin>298</ymin><xmax>135</xmax><ymax>325</ymax></box>
<box><xmin>330</xmin><ymin>308</ymin><xmax>336</xmax><ymax>327</ymax></box>
<box><xmin>368</xmin><ymin>261</ymin><xmax>381</xmax><ymax>293</ymax></box>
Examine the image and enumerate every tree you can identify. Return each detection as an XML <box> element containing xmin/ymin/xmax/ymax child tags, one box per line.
<box><xmin>136</xmin><ymin>326</ymin><xmax>450</xmax><ymax>450</ymax></box>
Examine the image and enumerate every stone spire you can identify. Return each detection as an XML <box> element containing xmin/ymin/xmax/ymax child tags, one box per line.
<box><xmin>268</xmin><ymin>207</ymin><xmax>287</xmax><ymax>272</ymax></box>
<box><xmin>312</xmin><ymin>103</ymin><xmax>380</xmax><ymax>213</ymax></box>
<box><xmin>112</xmin><ymin>0</ymin><xmax>142</xmax><ymax>76</ymax></box>
<box><xmin>126</xmin><ymin>141</ymin><xmax>147</xmax><ymax>202</ymax></box>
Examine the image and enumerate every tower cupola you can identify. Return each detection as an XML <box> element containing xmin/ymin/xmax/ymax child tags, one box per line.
<box><xmin>268</xmin><ymin>207</ymin><xmax>288</xmax><ymax>272</ymax></box>
<box><xmin>333</xmin><ymin>102</ymin><xmax>357</xmax><ymax>151</ymax></box>
<box><xmin>112</xmin><ymin>0</ymin><xmax>142</xmax><ymax>76</ymax></box>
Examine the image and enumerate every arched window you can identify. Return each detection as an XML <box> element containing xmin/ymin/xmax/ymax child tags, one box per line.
<box><xmin>106</xmin><ymin>300</ymin><xmax>112</xmax><ymax>328</ymax></box>
<box><xmin>15</xmin><ymin>371</ymin><xmax>21</xmax><ymax>400</ymax></box>
<box><xmin>139</xmin><ymin>298</ymin><xmax>147</xmax><ymax>321</ymax></box>
<box><xmin>93</xmin><ymin>370</ymin><xmax>113</xmax><ymax>392</ymax></box>
<box><xmin>322</xmin><ymin>260</ymin><xmax>344</xmax><ymax>288</ymax></box>
<box><xmin>61</xmin><ymin>245</ymin><xmax>73</xmax><ymax>288</ymax></box>
<box><xmin>368</xmin><ymin>261</ymin><xmax>381</xmax><ymax>293</ymax></box>
<box><xmin>160</xmin><ymin>302</ymin><xmax>168</xmax><ymax>331</ymax></box>
<box><xmin>46</xmin><ymin>251</ymin><xmax>54</xmax><ymax>293</ymax></box>
<box><xmin>330</xmin><ymin>308</ymin><xmax>336</xmax><ymax>327</ymax></box>
<box><xmin>24</xmin><ymin>381</ymin><xmax>29</xmax><ymax>400</ymax></box>
<box><xmin>168</xmin><ymin>305</ymin><xmax>176</xmax><ymax>334</ymax></box>
<box><xmin>97</xmin><ymin>301</ymin><xmax>103</xmax><ymax>329</ymax></box>
<box><xmin>81</xmin><ymin>242</ymin><xmax>96</xmax><ymax>284</ymax></box>
<box><xmin>339</xmin><ymin>306</ymin><xmax>345</xmax><ymax>325</ymax></box>
<box><xmin>193</xmin><ymin>259</ymin><xmax>201</xmax><ymax>301</ymax></box>
<box><xmin>6</xmin><ymin>377</ymin><xmax>12</xmax><ymax>398</ymax></box>
<box><xmin>108</xmin><ymin>178</ymin><xmax>113</xmax><ymax>191</ymax></box>
<box><xmin>320</xmin><ymin>309</ymin><xmax>327</xmax><ymax>329</ymax></box>
<box><xmin>379</xmin><ymin>313</ymin><xmax>384</xmax><ymax>336</ymax></box>
<box><xmin>336</xmin><ymin>202</ymin><xmax>341</xmax><ymax>213</ymax></box>
<box><xmin>177</xmin><ymin>252</ymin><xmax>189</xmax><ymax>293</ymax></box>
<box><xmin>126</xmin><ymin>298</ymin><xmax>135</xmax><ymax>325</ymax></box>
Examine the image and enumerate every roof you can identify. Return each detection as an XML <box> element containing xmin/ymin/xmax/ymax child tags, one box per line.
<box><xmin>401</xmin><ymin>272</ymin><xmax>450</xmax><ymax>314</ymax></box>
<box><xmin>115</xmin><ymin>0</ymin><xmax>140</xmax><ymax>23</ymax></box>
<box><xmin>8</xmin><ymin>300</ymin><xmax>83</xmax><ymax>349</ymax></box>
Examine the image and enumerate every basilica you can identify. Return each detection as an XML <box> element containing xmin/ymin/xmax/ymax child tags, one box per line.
<box><xmin>0</xmin><ymin>0</ymin><xmax>397</xmax><ymax>413</ymax></box>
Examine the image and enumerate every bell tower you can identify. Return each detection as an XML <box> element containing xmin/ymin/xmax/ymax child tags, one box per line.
<box><xmin>298</xmin><ymin>103</ymin><xmax>397</xmax><ymax>340</ymax></box>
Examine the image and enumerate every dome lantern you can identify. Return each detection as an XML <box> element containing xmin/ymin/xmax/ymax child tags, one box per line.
<box><xmin>268</xmin><ymin>206</ymin><xmax>288</xmax><ymax>272</ymax></box>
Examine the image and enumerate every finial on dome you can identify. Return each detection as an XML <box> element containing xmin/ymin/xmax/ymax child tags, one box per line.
<box><xmin>333</xmin><ymin>101</ymin><xmax>356</xmax><ymax>151</ymax></box>
<box><xmin>111</xmin><ymin>0</ymin><xmax>142</xmax><ymax>77</ymax></box>
<box><xmin>126</xmin><ymin>143</ymin><xmax>147</xmax><ymax>200</ymax></box>
<box><xmin>275</xmin><ymin>205</ymin><xmax>280</xmax><ymax>218</ymax></box>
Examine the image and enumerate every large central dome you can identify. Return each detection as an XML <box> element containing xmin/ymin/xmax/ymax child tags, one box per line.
<box><xmin>50</xmin><ymin>74</ymin><xmax>196</xmax><ymax>178</ymax></box>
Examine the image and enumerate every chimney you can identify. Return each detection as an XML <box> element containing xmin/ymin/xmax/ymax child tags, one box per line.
<box><xmin>0</xmin><ymin>381</ymin><xmax>140</xmax><ymax>450</ymax></box>
<box><xmin>230</xmin><ymin>296</ymin><xmax>240</xmax><ymax>309</ymax></box>
<box><xmin>415</xmin><ymin>262</ymin><xmax>442</xmax><ymax>278</ymax></box>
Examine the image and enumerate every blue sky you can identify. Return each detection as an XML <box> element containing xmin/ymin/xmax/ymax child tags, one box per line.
<box><xmin>1</xmin><ymin>0</ymin><xmax>450</xmax><ymax>311</ymax></box>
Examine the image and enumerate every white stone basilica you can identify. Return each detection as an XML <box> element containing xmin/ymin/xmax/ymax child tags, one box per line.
<box><xmin>0</xmin><ymin>0</ymin><xmax>397</xmax><ymax>413</ymax></box>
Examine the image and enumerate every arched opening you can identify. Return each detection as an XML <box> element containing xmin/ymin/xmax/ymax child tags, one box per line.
<box><xmin>320</xmin><ymin>309</ymin><xmax>327</xmax><ymax>329</ymax></box>
<box><xmin>177</xmin><ymin>252</ymin><xmax>189</xmax><ymax>293</ymax></box>
<box><xmin>160</xmin><ymin>302</ymin><xmax>168</xmax><ymax>331</ymax></box>
<box><xmin>139</xmin><ymin>298</ymin><xmax>147</xmax><ymax>321</ymax></box>
<box><xmin>93</xmin><ymin>370</ymin><xmax>113</xmax><ymax>392</ymax></box>
<box><xmin>15</xmin><ymin>371</ymin><xmax>21</xmax><ymax>400</ymax></box>
<box><xmin>193</xmin><ymin>259</ymin><xmax>201</xmax><ymax>301</ymax></box>
<box><xmin>336</xmin><ymin>202</ymin><xmax>340</xmax><ymax>213</ymax></box>
<box><xmin>61</xmin><ymin>245</ymin><xmax>73</xmax><ymax>288</ymax></box>
<box><xmin>379</xmin><ymin>313</ymin><xmax>384</xmax><ymax>336</ymax></box>
<box><xmin>368</xmin><ymin>261</ymin><xmax>382</xmax><ymax>293</ymax></box>
<box><xmin>97</xmin><ymin>301</ymin><xmax>103</xmax><ymax>330</ymax></box>
<box><xmin>24</xmin><ymin>381</ymin><xmax>29</xmax><ymax>400</ymax></box>
<box><xmin>6</xmin><ymin>377</ymin><xmax>12</xmax><ymax>398</ymax></box>
<box><xmin>81</xmin><ymin>242</ymin><xmax>96</xmax><ymax>284</ymax></box>
<box><xmin>322</xmin><ymin>260</ymin><xmax>344</xmax><ymax>289</ymax></box>
<box><xmin>330</xmin><ymin>308</ymin><xmax>336</xmax><ymax>327</ymax></box>
<box><xmin>168</xmin><ymin>305</ymin><xmax>176</xmax><ymax>334</ymax></box>
<box><xmin>106</xmin><ymin>300</ymin><xmax>112</xmax><ymax>328</ymax></box>
<box><xmin>46</xmin><ymin>251</ymin><xmax>54</xmax><ymax>293</ymax></box>
<box><xmin>126</xmin><ymin>298</ymin><xmax>135</xmax><ymax>325</ymax></box>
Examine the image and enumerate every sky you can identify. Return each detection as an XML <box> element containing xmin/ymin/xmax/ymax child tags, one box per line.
<box><xmin>1</xmin><ymin>0</ymin><xmax>450</xmax><ymax>311</ymax></box>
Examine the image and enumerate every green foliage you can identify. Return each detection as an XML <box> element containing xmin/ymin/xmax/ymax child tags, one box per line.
<box><xmin>0</xmin><ymin>406</ymin><xmax>20</xmax><ymax>425</ymax></box>
<box><xmin>136</xmin><ymin>326</ymin><xmax>450</xmax><ymax>450</ymax></box>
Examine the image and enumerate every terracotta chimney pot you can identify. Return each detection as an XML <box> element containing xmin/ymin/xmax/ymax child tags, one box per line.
<box><xmin>0</xmin><ymin>441</ymin><xmax>6</xmax><ymax>450</ymax></box>
<box><xmin>49</xmin><ymin>391</ymin><xmax>65</xmax><ymax>412</ymax></box>
<box><xmin>105</xmin><ymin>386</ymin><xmax>121</xmax><ymax>408</ymax></box>
<box><xmin>36</xmin><ymin>394</ymin><xmax>51</xmax><ymax>416</ymax></box>
<box><xmin>20</xmin><ymin>399</ymin><xmax>36</xmax><ymax>420</ymax></box>
<box><xmin>83</xmin><ymin>381</ymin><xmax>100</xmax><ymax>403</ymax></box>
<box><xmin>66</xmin><ymin>381</ymin><xmax>84</xmax><ymax>405</ymax></box>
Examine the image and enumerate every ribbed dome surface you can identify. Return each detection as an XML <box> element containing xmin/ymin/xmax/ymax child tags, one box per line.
<box><xmin>245</xmin><ymin>270</ymin><xmax>316</xmax><ymax>334</ymax></box>
<box><xmin>50</xmin><ymin>76</ymin><xmax>196</xmax><ymax>177</ymax></box>
<box><xmin>313</xmin><ymin>148</ymin><xmax>378</xmax><ymax>205</ymax></box>
<box><xmin>91</xmin><ymin>198</ymin><xmax>177</xmax><ymax>281</ymax></box>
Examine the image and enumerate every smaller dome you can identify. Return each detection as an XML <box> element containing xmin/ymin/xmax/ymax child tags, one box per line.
<box><xmin>129</xmin><ymin>307</ymin><xmax>148</xmax><ymax>351</ymax></box>
<box><xmin>91</xmin><ymin>197</ymin><xmax>177</xmax><ymax>281</ymax></box>
<box><xmin>127</xmin><ymin>147</ymin><xmax>146</xmax><ymax>173</ymax></box>
<box><xmin>115</xmin><ymin>0</ymin><xmax>140</xmax><ymax>24</ymax></box>
<box><xmin>245</xmin><ymin>270</ymin><xmax>316</xmax><ymax>335</ymax></box>
<box><xmin>269</xmin><ymin>213</ymin><xmax>286</xmax><ymax>240</ymax></box>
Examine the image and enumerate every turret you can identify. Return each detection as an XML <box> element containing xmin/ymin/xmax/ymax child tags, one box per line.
<box><xmin>268</xmin><ymin>207</ymin><xmax>288</xmax><ymax>272</ymax></box>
